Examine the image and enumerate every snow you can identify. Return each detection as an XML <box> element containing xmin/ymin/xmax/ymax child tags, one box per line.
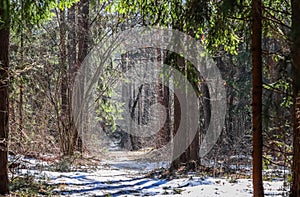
<box><xmin>10</xmin><ymin>154</ymin><xmax>289</xmax><ymax>196</ymax></box>
<box><xmin>179</xmin><ymin>178</ymin><xmax>287</xmax><ymax>197</ymax></box>
<box><xmin>108</xmin><ymin>160</ymin><xmax>169</xmax><ymax>171</ymax></box>
<box><xmin>45</xmin><ymin>171</ymin><xmax>287</xmax><ymax>196</ymax></box>
<box><xmin>47</xmin><ymin>171</ymin><xmax>213</xmax><ymax>196</ymax></box>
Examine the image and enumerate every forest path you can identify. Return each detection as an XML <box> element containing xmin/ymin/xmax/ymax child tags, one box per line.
<box><xmin>43</xmin><ymin>149</ymin><xmax>192</xmax><ymax>196</ymax></box>
<box><xmin>11</xmin><ymin>150</ymin><xmax>286</xmax><ymax>196</ymax></box>
<box><xmin>98</xmin><ymin>148</ymin><xmax>169</xmax><ymax>175</ymax></box>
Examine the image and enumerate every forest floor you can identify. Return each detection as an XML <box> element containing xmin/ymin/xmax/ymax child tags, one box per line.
<box><xmin>8</xmin><ymin>149</ymin><xmax>289</xmax><ymax>196</ymax></box>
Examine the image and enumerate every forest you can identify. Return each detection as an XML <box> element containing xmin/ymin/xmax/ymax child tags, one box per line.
<box><xmin>0</xmin><ymin>0</ymin><xmax>300</xmax><ymax>196</ymax></box>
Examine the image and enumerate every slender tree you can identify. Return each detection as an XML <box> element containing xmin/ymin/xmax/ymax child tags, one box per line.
<box><xmin>59</xmin><ymin>3</ymin><xmax>78</xmax><ymax>156</ymax></box>
<box><xmin>75</xmin><ymin>0</ymin><xmax>89</xmax><ymax>153</ymax></box>
<box><xmin>59</xmin><ymin>0</ymin><xmax>87</xmax><ymax>155</ymax></box>
<box><xmin>291</xmin><ymin>0</ymin><xmax>300</xmax><ymax>196</ymax></box>
<box><xmin>59</xmin><ymin>7</ymin><xmax>70</xmax><ymax>155</ymax></box>
<box><xmin>78</xmin><ymin>0</ymin><xmax>89</xmax><ymax>64</ymax></box>
<box><xmin>156</xmin><ymin>49</ymin><xmax>171</xmax><ymax>149</ymax></box>
<box><xmin>0</xmin><ymin>0</ymin><xmax>10</xmax><ymax>194</ymax></box>
<box><xmin>68</xmin><ymin>4</ymin><xmax>79</xmax><ymax>154</ymax></box>
<box><xmin>251</xmin><ymin>0</ymin><xmax>264</xmax><ymax>196</ymax></box>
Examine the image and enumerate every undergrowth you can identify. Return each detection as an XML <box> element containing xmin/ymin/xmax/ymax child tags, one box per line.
<box><xmin>10</xmin><ymin>174</ymin><xmax>54</xmax><ymax>196</ymax></box>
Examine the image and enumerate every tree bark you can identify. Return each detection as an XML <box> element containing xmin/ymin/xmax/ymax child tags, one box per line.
<box><xmin>67</xmin><ymin>4</ymin><xmax>78</xmax><ymax>155</ymax></box>
<box><xmin>251</xmin><ymin>0</ymin><xmax>264</xmax><ymax>196</ymax></box>
<box><xmin>68</xmin><ymin>5</ymin><xmax>77</xmax><ymax>85</ymax></box>
<box><xmin>291</xmin><ymin>0</ymin><xmax>300</xmax><ymax>196</ymax></box>
<box><xmin>0</xmin><ymin>0</ymin><xmax>10</xmax><ymax>194</ymax></box>
<box><xmin>78</xmin><ymin>0</ymin><xmax>89</xmax><ymax>63</ymax></box>
<box><xmin>156</xmin><ymin>49</ymin><xmax>171</xmax><ymax>148</ymax></box>
<box><xmin>170</xmin><ymin>55</ymin><xmax>187</xmax><ymax>170</ymax></box>
<box><xmin>59</xmin><ymin>8</ymin><xmax>70</xmax><ymax>155</ymax></box>
<box><xmin>76</xmin><ymin>0</ymin><xmax>89</xmax><ymax>153</ymax></box>
<box><xmin>170</xmin><ymin>86</ymin><xmax>183</xmax><ymax>170</ymax></box>
<box><xmin>18</xmin><ymin>30</ymin><xmax>24</xmax><ymax>136</ymax></box>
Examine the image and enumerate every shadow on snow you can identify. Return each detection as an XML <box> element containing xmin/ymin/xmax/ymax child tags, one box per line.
<box><xmin>49</xmin><ymin>175</ymin><xmax>169</xmax><ymax>196</ymax></box>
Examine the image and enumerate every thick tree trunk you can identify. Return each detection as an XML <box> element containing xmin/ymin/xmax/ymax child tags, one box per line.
<box><xmin>170</xmin><ymin>55</ymin><xmax>187</xmax><ymax>170</ymax></box>
<box><xmin>186</xmin><ymin>75</ymin><xmax>199</xmax><ymax>166</ymax></box>
<box><xmin>251</xmin><ymin>0</ymin><xmax>264</xmax><ymax>196</ymax></box>
<box><xmin>188</xmin><ymin>122</ymin><xmax>199</xmax><ymax>165</ymax></box>
<box><xmin>170</xmin><ymin>87</ymin><xmax>183</xmax><ymax>170</ymax></box>
<box><xmin>291</xmin><ymin>0</ymin><xmax>300</xmax><ymax>196</ymax></box>
<box><xmin>0</xmin><ymin>0</ymin><xmax>10</xmax><ymax>194</ymax></box>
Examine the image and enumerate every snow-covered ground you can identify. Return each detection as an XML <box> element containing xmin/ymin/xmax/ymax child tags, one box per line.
<box><xmin>45</xmin><ymin>171</ymin><xmax>287</xmax><ymax>196</ymax></box>
<box><xmin>11</xmin><ymin>152</ymin><xmax>289</xmax><ymax>196</ymax></box>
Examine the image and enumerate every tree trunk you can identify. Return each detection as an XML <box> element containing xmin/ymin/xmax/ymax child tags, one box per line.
<box><xmin>67</xmin><ymin>4</ymin><xmax>78</xmax><ymax>155</ymax></box>
<box><xmin>59</xmin><ymin>8</ymin><xmax>69</xmax><ymax>155</ymax></box>
<box><xmin>18</xmin><ymin>1</ymin><xmax>25</xmax><ymax>138</ymax></box>
<box><xmin>291</xmin><ymin>0</ymin><xmax>300</xmax><ymax>196</ymax></box>
<box><xmin>251</xmin><ymin>0</ymin><xmax>264</xmax><ymax>196</ymax></box>
<box><xmin>18</xmin><ymin>30</ymin><xmax>24</xmax><ymax>136</ymax></box>
<box><xmin>188</xmin><ymin>117</ymin><xmax>199</xmax><ymax>165</ymax></box>
<box><xmin>78</xmin><ymin>0</ymin><xmax>89</xmax><ymax>63</ymax></box>
<box><xmin>76</xmin><ymin>0</ymin><xmax>89</xmax><ymax>153</ymax></box>
<box><xmin>68</xmin><ymin>5</ymin><xmax>77</xmax><ymax>86</ymax></box>
<box><xmin>170</xmin><ymin>86</ymin><xmax>183</xmax><ymax>170</ymax></box>
<box><xmin>129</xmin><ymin>84</ymin><xmax>143</xmax><ymax>150</ymax></box>
<box><xmin>156</xmin><ymin>49</ymin><xmax>171</xmax><ymax>148</ymax></box>
<box><xmin>0</xmin><ymin>0</ymin><xmax>10</xmax><ymax>194</ymax></box>
<box><xmin>170</xmin><ymin>55</ymin><xmax>187</xmax><ymax>170</ymax></box>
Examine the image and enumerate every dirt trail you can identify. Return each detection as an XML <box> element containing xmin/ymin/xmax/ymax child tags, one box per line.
<box><xmin>105</xmin><ymin>149</ymin><xmax>153</xmax><ymax>161</ymax></box>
